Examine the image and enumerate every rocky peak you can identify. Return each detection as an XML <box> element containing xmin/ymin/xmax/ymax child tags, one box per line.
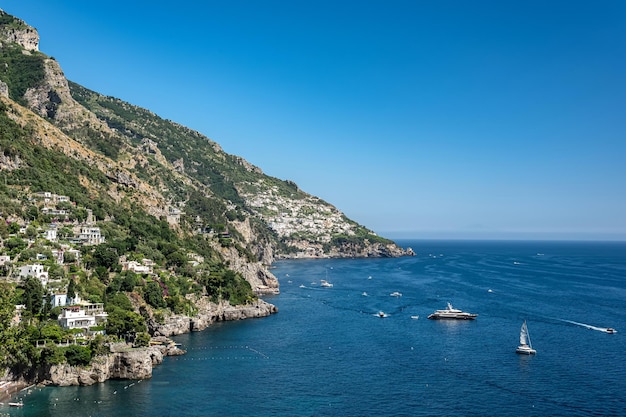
<box><xmin>0</xmin><ymin>10</ymin><xmax>39</xmax><ymax>51</ymax></box>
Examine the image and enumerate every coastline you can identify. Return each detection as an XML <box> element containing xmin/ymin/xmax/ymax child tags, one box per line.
<box><xmin>0</xmin><ymin>381</ymin><xmax>31</xmax><ymax>403</ymax></box>
<box><xmin>0</xmin><ymin>298</ymin><xmax>278</xmax><ymax>392</ymax></box>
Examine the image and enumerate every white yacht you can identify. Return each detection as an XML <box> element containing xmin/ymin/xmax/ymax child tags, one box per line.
<box><xmin>427</xmin><ymin>302</ymin><xmax>477</xmax><ymax>320</ymax></box>
<box><xmin>320</xmin><ymin>280</ymin><xmax>333</xmax><ymax>288</ymax></box>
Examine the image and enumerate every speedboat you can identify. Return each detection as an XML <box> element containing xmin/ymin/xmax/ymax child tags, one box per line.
<box><xmin>378</xmin><ymin>311</ymin><xmax>386</xmax><ymax>318</ymax></box>
<box><xmin>427</xmin><ymin>302</ymin><xmax>477</xmax><ymax>320</ymax></box>
<box><xmin>320</xmin><ymin>280</ymin><xmax>333</xmax><ymax>288</ymax></box>
<box><xmin>390</xmin><ymin>291</ymin><xmax>402</xmax><ymax>297</ymax></box>
<box><xmin>9</xmin><ymin>402</ymin><xmax>24</xmax><ymax>407</ymax></box>
<box><xmin>606</xmin><ymin>328</ymin><xmax>617</xmax><ymax>334</ymax></box>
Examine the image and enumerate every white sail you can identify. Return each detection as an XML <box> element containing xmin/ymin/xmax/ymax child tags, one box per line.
<box><xmin>519</xmin><ymin>321</ymin><xmax>529</xmax><ymax>346</ymax></box>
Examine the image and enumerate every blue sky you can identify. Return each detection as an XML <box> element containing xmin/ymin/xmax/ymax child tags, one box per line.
<box><xmin>5</xmin><ymin>1</ymin><xmax>626</xmax><ymax>240</ymax></box>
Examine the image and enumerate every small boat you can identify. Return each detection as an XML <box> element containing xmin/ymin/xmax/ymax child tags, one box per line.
<box><xmin>606</xmin><ymin>328</ymin><xmax>617</xmax><ymax>334</ymax></box>
<box><xmin>390</xmin><ymin>291</ymin><xmax>402</xmax><ymax>297</ymax></box>
<box><xmin>427</xmin><ymin>302</ymin><xmax>477</xmax><ymax>320</ymax></box>
<box><xmin>320</xmin><ymin>280</ymin><xmax>333</xmax><ymax>288</ymax></box>
<box><xmin>378</xmin><ymin>311</ymin><xmax>386</xmax><ymax>318</ymax></box>
<box><xmin>361</xmin><ymin>292</ymin><xmax>368</xmax><ymax>296</ymax></box>
<box><xmin>9</xmin><ymin>402</ymin><xmax>24</xmax><ymax>407</ymax></box>
<box><xmin>299</xmin><ymin>284</ymin><xmax>306</xmax><ymax>288</ymax></box>
<box><xmin>411</xmin><ymin>315</ymin><xmax>420</xmax><ymax>320</ymax></box>
<box><xmin>516</xmin><ymin>320</ymin><xmax>537</xmax><ymax>355</ymax></box>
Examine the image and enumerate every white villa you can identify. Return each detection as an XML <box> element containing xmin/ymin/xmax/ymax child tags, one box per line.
<box><xmin>18</xmin><ymin>263</ymin><xmax>49</xmax><ymax>287</ymax></box>
<box><xmin>121</xmin><ymin>260</ymin><xmax>153</xmax><ymax>274</ymax></box>
<box><xmin>78</xmin><ymin>226</ymin><xmax>105</xmax><ymax>245</ymax></box>
<box><xmin>58</xmin><ymin>304</ymin><xmax>107</xmax><ymax>330</ymax></box>
<box><xmin>49</xmin><ymin>293</ymin><xmax>82</xmax><ymax>308</ymax></box>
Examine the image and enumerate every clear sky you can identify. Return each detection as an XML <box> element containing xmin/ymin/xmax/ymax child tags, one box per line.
<box><xmin>5</xmin><ymin>1</ymin><xmax>626</xmax><ymax>240</ymax></box>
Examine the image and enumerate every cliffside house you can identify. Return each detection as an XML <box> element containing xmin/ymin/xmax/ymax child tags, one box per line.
<box><xmin>58</xmin><ymin>304</ymin><xmax>107</xmax><ymax>330</ymax></box>
<box><xmin>121</xmin><ymin>260</ymin><xmax>153</xmax><ymax>274</ymax></box>
<box><xmin>78</xmin><ymin>226</ymin><xmax>105</xmax><ymax>245</ymax></box>
<box><xmin>49</xmin><ymin>293</ymin><xmax>82</xmax><ymax>308</ymax></box>
<box><xmin>0</xmin><ymin>255</ymin><xmax>10</xmax><ymax>266</ymax></box>
<box><xmin>44</xmin><ymin>225</ymin><xmax>58</xmax><ymax>242</ymax></box>
<box><xmin>33</xmin><ymin>191</ymin><xmax>70</xmax><ymax>204</ymax></box>
<box><xmin>18</xmin><ymin>263</ymin><xmax>49</xmax><ymax>287</ymax></box>
<box><xmin>11</xmin><ymin>304</ymin><xmax>25</xmax><ymax>326</ymax></box>
<box><xmin>50</xmin><ymin>247</ymin><xmax>81</xmax><ymax>265</ymax></box>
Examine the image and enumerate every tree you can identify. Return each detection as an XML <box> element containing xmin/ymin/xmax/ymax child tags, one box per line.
<box><xmin>105</xmin><ymin>309</ymin><xmax>146</xmax><ymax>336</ymax></box>
<box><xmin>64</xmin><ymin>344</ymin><xmax>91</xmax><ymax>366</ymax></box>
<box><xmin>0</xmin><ymin>283</ymin><xmax>15</xmax><ymax>331</ymax></box>
<box><xmin>91</xmin><ymin>245</ymin><xmax>119</xmax><ymax>270</ymax></box>
<box><xmin>22</xmin><ymin>276</ymin><xmax>44</xmax><ymax>316</ymax></box>
<box><xmin>134</xmin><ymin>332</ymin><xmax>151</xmax><ymax>348</ymax></box>
<box><xmin>67</xmin><ymin>278</ymin><xmax>76</xmax><ymax>300</ymax></box>
<box><xmin>143</xmin><ymin>280</ymin><xmax>166</xmax><ymax>309</ymax></box>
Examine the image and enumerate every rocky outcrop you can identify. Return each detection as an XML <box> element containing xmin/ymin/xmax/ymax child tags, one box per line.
<box><xmin>0</xmin><ymin>11</ymin><xmax>39</xmax><ymax>51</ymax></box>
<box><xmin>43</xmin><ymin>340</ymin><xmax>186</xmax><ymax>387</ymax></box>
<box><xmin>0</xmin><ymin>80</ymin><xmax>8</xmax><ymax>98</ymax></box>
<box><xmin>149</xmin><ymin>298</ymin><xmax>278</xmax><ymax>337</ymax></box>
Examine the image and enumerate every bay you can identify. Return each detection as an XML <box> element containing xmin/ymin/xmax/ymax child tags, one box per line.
<box><xmin>6</xmin><ymin>240</ymin><xmax>626</xmax><ymax>416</ymax></box>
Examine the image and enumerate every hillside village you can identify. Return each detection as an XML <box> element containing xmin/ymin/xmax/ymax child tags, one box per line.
<box><xmin>4</xmin><ymin>191</ymin><xmax>111</xmax><ymax>337</ymax></box>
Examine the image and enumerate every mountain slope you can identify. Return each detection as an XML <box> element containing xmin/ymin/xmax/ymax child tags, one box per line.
<box><xmin>0</xmin><ymin>10</ymin><xmax>413</xmax><ymax>293</ymax></box>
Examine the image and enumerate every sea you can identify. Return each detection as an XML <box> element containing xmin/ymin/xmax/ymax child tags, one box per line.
<box><xmin>4</xmin><ymin>240</ymin><xmax>626</xmax><ymax>417</ymax></box>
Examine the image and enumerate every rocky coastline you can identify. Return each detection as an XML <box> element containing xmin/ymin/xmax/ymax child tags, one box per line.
<box><xmin>1</xmin><ymin>298</ymin><xmax>277</xmax><ymax>389</ymax></box>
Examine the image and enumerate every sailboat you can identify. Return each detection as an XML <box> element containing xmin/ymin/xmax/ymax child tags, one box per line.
<box><xmin>516</xmin><ymin>320</ymin><xmax>536</xmax><ymax>355</ymax></box>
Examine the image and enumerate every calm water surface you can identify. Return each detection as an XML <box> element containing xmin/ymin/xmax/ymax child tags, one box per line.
<box><xmin>6</xmin><ymin>240</ymin><xmax>626</xmax><ymax>416</ymax></box>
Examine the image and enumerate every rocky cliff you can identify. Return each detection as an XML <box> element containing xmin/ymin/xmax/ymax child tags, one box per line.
<box><xmin>149</xmin><ymin>298</ymin><xmax>277</xmax><ymax>337</ymax></box>
<box><xmin>43</xmin><ymin>341</ymin><xmax>185</xmax><ymax>387</ymax></box>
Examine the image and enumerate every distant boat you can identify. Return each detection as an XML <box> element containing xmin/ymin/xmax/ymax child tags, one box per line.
<box><xmin>390</xmin><ymin>291</ymin><xmax>402</xmax><ymax>297</ymax></box>
<box><xmin>516</xmin><ymin>320</ymin><xmax>537</xmax><ymax>355</ymax></box>
<box><xmin>378</xmin><ymin>311</ymin><xmax>386</xmax><ymax>318</ymax></box>
<box><xmin>606</xmin><ymin>327</ymin><xmax>617</xmax><ymax>334</ymax></box>
<box><xmin>9</xmin><ymin>402</ymin><xmax>24</xmax><ymax>407</ymax></box>
<box><xmin>361</xmin><ymin>292</ymin><xmax>368</xmax><ymax>296</ymax></box>
<box><xmin>411</xmin><ymin>315</ymin><xmax>419</xmax><ymax>320</ymax></box>
<box><xmin>320</xmin><ymin>280</ymin><xmax>333</xmax><ymax>288</ymax></box>
<box><xmin>299</xmin><ymin>284</ymin><xmax>306</xmax><ymax>288</ymax></box>
<box><xmin>427</xmin><ymin>303</ymin><xmax>477</xmax><ymax>320</ymax></box>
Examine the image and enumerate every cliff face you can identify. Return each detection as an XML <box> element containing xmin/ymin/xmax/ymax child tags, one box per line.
<box><xmin>0</xmin><ymin>10</ymin><xmax>39</xmax><ymax>51</ymax></box>
<box><xmin>43</xmin><ymin>342</ymin><xmax>185</xmax><ymax>386</ymax></box>
<box><xmin>149</xmin><ymin>298</ymin><xmax>278</xmax><ymax>337</ymax></box>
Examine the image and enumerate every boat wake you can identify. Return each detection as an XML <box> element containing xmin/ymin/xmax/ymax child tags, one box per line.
<box><xmin>556</xmin><ymin>319</ymin><xmax>617</xmax><ymax>334</ymax></box>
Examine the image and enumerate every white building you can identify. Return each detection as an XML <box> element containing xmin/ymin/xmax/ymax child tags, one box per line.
<box><xmin>45</xmin><ymin>226</ymin><xmax>58</xmax><ymax>242</ymax></box>
<box><xmin>49</xmin><ymin>293</ymin><xmax>81</xmax><ymax>308</ymax></box>
<box><xmin>79</xmin><ymin>226</ymin><xmax>105</xmax><ymax>245</ymax></box>
<box><xmin>0</xmin><ymin>255</ymin><xmax>10</xmax><ymax>266</ymax></box>
<box><xmin>58</xmin><ymin>304</ymin><xmax>107</xmax><ymax>330</ymax></box>
<box><xmin>58</xmin><ymin>306</ymin><xmax>96</xmax><ymax>329</ymax></box>
<box><xmin>18</xmin><ymin>264</ymin><xmax>49</xmax><ymax>287</ymax></box>
<box><xmin>122</xmin><ymin>260</ymin><xmax>153</xmax><ymax>274</ymax></box>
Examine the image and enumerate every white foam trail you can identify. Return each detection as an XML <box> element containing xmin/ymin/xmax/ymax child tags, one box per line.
<box><xmin>556</xmin><ymin>318</ymin><xmax>615</xmax><ymax>333</ymax></box>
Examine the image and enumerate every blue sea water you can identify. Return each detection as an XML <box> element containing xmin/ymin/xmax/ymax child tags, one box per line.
<box><xmin>5</xmin><ymin>240</ymin><xmax>626</xmax><ymax>416</ymax></box>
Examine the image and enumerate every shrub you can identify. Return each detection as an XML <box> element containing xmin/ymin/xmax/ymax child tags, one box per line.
<box><xmin>64</xmin><ymin>344</ymin><xmax>91</xmax><ymax>366</ymax></box>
